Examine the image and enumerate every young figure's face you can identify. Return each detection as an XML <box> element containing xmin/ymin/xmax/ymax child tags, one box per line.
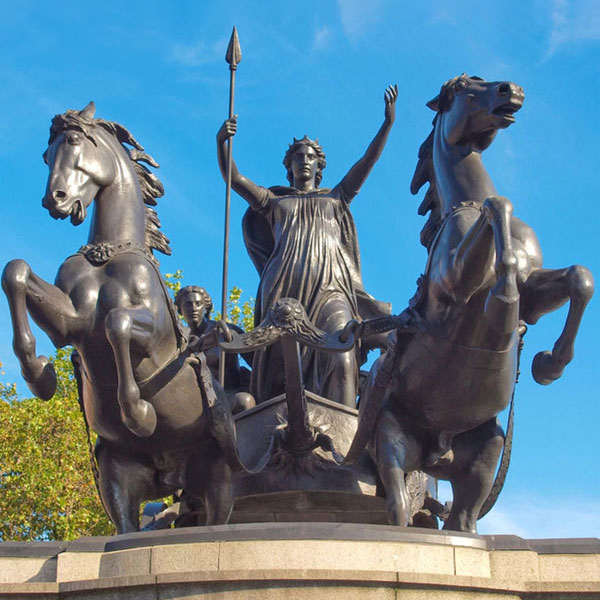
<box><xmin>290</xmin><ymin>145</ymin><xmax>318</xmax><ymax>188</ymax></box>
<box><xmin>179</xmin><ymin>292</ymin><xmax>207</xmax><ymax>329</ymax></box>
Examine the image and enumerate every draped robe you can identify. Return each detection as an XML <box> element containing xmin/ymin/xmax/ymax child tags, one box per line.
<box><xmin>242</xmin><ymin>182</ymin><xmax>390</xmax><ymax>404</ymax></box>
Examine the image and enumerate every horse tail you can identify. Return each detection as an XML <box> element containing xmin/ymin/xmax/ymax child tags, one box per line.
<box><xmin>478</xmin><ymin>325</ymin><xmax>526</xmax><ymax>519</ymax></box>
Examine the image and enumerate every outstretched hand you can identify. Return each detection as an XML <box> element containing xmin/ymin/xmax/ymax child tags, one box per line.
<box><xmin>217</xmin><ymin>116</ymin><xmax>238</xmax><ymax>143</ymax></box>
<box><xmin>384</xmin><ymin>84</ymin><xmax>398</xmax><ymax>123</ymax></box>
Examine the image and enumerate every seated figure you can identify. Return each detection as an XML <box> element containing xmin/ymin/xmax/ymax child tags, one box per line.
<box><xmin>175</xmin><ymin>285</ymin><xmax>254</xmax><ymax>413</ymax></box>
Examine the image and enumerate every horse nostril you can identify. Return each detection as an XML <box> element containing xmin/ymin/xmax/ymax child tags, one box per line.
<box><xmin>498</xmin><ymin>83</ymin><xmax>511</xmax><ymax>95</ymax></box>
<box><xmin>53</xmin><ymin>190</ymin><xmax>67</xmax><ymax>201</ymax></box>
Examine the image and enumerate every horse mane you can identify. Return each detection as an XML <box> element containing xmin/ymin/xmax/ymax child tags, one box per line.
<box><xmin>49</xmin><ymin>110</ymin><xmax>171</xmax><ymax>257</ymax></box>
<box><xmin>410</xmin><ymin>124</ymin><xmax>441</xmax><ymax>250</ymax></box>
<box><xmin>410</xmin><ymin>74</ymin><xmax>474</xmax><ymax>251</ymax></box>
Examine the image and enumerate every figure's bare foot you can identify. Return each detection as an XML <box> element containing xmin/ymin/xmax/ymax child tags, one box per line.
<box><xmin>532</xmin><ymin>350</ymin><xmax>564</xmax><ymax>385</ymax></box>
<box><xmin>23</xmin><ymin>355</ymin><xmax>57</xmax><ymax>400</ymax></box>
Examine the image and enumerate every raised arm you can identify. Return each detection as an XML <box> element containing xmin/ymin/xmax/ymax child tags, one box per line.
<box><xmin>217</xmin><ymin>117</ymin><xmax>270</xmax><ymax>209</ymax></box>
<box><xmin>339</xmin><ymin>85</ymin><xmax>398</xmax><ymax>201</ymax></box>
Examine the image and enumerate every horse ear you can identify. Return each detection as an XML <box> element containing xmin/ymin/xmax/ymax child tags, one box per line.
<box><xmin>79</xmin><ymin>101</ymin><xmax>96</xmax><ymax>120</ymax></box>
<box><xmin>426</xmin><ymin>95</ymin><xmax>440</xmax><ymax>112</ymax></box>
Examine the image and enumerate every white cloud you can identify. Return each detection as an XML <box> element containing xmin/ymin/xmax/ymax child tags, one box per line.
<box><xmin>428</xmin><ymin>4</ymin><xmax>457</xmax><ymax>26</ymax></box>
<box><xmin>478</xmin><ymin>492</ymin><xmax>600</xmax><ymax>539</ymax></box>
<box><xmin>313</xmin><ymin>26</ymin><xmax>333</xmax><ymax>51</ymax></box>
<box><xmin>336</xmin><ymin>0</ymin><xmax>387</xmax><ymax>39</ymax></box>
<box><xmin>547</xmin><ymin>0</ymin><xmax>600</xmax><ymax>56</ymax></box>
<box><xmin>169</xmin><ymin>37</ymin><xmax>226</xmax><ymax>68</ymax></box>
<box><xmin>438</xmin><ymin>483</ymin><xmax>599</xmax><ymax>538</ymax></box>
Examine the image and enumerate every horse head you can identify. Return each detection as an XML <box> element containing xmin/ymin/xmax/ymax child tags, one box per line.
<box><xmin>42</xmin><ymin>102</ymin><xmax>117</xmax><ymax>225</ymax></box>
<box><xmin>428</xmin><ymin>75</ymin><xmax>524</xmax><ymax>152</ymax></box>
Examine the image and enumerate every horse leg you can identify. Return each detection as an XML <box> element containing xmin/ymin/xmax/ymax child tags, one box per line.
<box><xmin>481</xmin><ymin>196</ymin><xmax>519</xmax><ymax>335</ymax></box>
<box><xmin>374</xmin><ymin>410</ymin><xmax>421</xmax><ymax>527</ymax></box>
<box><xmin>95</xmin><ymin>439</ymin><xmax>159</xmax><ymax>533</ymax></box>
<box><xmin>521</xmin><ymin>266</ymin><xmax>594</xmax><ymax>385</ymax></box>
<box><xmin>445</xmin><ymin>197</ymin><xmax>518</xmax><ymax>337</ymax></box>
<box><xmin>2</xmin><ymin>259</ymin><xmax>79</xmax><ymax>399</ymax></box>
<box><xmin>104</xmin><ymin>306</ymin><xmax>157</xmax><ymax>437</ymax></box>
<box><xmin>186</xmin><ymin>443</ymin><xmax>234</xmax><ymax>525</ymax></box>
<box><xmin>203</xmin><ymin>457</ymin><xmax>234</xmax><ymax>525</ymax></box>
<box><xmin>427</xmin><ymin>418</ymin><xmax>504</xmax><ymax>534</ymax></box>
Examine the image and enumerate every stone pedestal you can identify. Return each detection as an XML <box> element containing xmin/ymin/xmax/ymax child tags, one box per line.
<box><xmin>0</xmin><ymin>524</ymin><xmax>598</xmax><ymax>599</ymax></box>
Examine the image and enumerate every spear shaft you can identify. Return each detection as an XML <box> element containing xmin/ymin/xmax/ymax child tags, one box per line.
<box><xmin>219</xmin><ymin>27</ymin><xmax>241</xmax><ymax>387</ymax></box>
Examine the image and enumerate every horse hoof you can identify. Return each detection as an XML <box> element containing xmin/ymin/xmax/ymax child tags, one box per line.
<box><xmin>122</xmin><ymin>400</ymin><xmax>157</xmax><ymax>437</ymax></box>
<box><xmin>532</xmin><ymin>351</ymin><xmax>563</xmax><ymax>385</ymax></box>
<box><xmin>23</xmin><ymin>357</ymin><xmax>57</xmax><ymax>400</ymax></box>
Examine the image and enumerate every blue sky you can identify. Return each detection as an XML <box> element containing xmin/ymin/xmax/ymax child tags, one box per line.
<box><xmin>1</xmin><ymin>1</ymin><xmax>598</xmax><ymax>538</ymax></box>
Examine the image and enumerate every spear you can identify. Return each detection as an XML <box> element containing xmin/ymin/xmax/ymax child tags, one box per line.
<box><xmin>219</xmin><ymin>26</ymin><xmax>242</xmax><ymax>387</ymax></box>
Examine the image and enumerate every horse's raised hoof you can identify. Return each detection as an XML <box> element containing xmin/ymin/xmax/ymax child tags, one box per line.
<box><xmin>532</xmin><ymin>351</ymin><xmax>563</xmax><ymax>385</ymax></box>
<box><xmin>23</xmin><ymin>356</ymin><xmax>57</xmax><ymax>400</ymax></box>
<box><xmin>121</xmin><ymin>399</ymin><xmax>157</xmax><ymax>437</ymax></box>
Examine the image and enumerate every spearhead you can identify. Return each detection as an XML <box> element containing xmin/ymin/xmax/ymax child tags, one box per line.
<box><xmin>225</xmin><ymin>26</ymin><xmax>242</xmax><ymax>71</ymax></box>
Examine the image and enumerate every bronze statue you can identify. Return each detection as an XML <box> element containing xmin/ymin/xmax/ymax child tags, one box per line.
<box><xmin>1</xmin><ymin>103</ymin><xmax>250</xmax><ymax>533</ymax></box>
<box><xmin>2</xmin><ymin>56</ymin><xmax>594</xmax><ymax>534</ymax></box>
<box><xmin>217</xmin><ymin>86</ymin><xmax>397</xmax><ymax>407</ymax></box>
<box><xmin>174</xmin><ymin>285</ymin><xmax>254</xmax><ymax>413</ymax></box>
<box><xmin>346</xmin><ymin>75</ymin><xmax>594</xmax><ymax>533</ymax></box>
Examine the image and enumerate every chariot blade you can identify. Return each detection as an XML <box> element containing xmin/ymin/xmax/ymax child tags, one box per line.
<box><xmin>225</xmin><ymin>26</ymin><xmax>242</xmax><ymax>70</ymax></box>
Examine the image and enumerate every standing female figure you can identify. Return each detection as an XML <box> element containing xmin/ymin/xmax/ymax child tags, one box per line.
<box><xmin>217</xmin><ymin>86</ymin><xmax>397</xmax><ymax>407</ymax></box>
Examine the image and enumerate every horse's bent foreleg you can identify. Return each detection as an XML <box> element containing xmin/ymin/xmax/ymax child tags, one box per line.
<box><xmin>2</xmin><ymin>259</ymin><xmax>66</xmax><ymax>399</ymax></box>
<box><xmin>374</xmin><ymin>411</ymin><xmax>421</xmax><ymax>527</ymax></box>
<box><xmin>482</xmin><ymin>196</ymin><xmax>519</xmax><ymax>335</ymax></box>
<box><xmin>521</xmin><ymin>266</ymin><xmax>594</xmax><ymax>385</ymax></box>
<box><xmin>427</xmin><ymin>419</ymin><xmax>504</xmax><ymax>534</ymax></box>
<box><xmin>446</xmin><ymin>212</ymin><xmax>495</xmax><ymax>301</ymax></box>
<box><xmin>105</xmin><ymin>306</ymin><xmax>157</xmax><ymax>437</ymax></box>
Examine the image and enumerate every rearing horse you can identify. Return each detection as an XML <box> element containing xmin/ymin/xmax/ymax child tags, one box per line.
<box><xmin>2</xmin><ymin>103</ymin><xmax>238</xmax><ymax>532</ymax></box>
<box><xmin>348</xmin><ymin>75</ymin><xmax>593</xmax><ymax>533</ymax></box>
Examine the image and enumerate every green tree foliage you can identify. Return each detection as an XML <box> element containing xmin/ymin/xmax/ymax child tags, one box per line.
<box><xmin>218</xmin><ymin>286</ymin><xmax>255</xmax><ymax>332</ymax></box>
<box><xmin>0</xmin><ymin>350</ymin><xmax>113</xmax><ymax>541</ymax></box>
<box><xmin>164</xmin><ymin>269</ymin><xmax>184</xmax><ymax>295</ymax></box>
